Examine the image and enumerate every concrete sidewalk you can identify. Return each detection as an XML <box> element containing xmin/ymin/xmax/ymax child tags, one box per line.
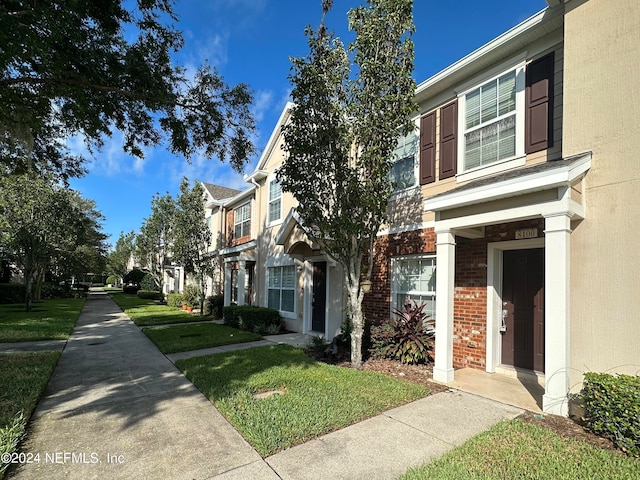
<box><xmin>7</xmin><ymin>291</ymin><xmax>523</xmax><ymax>479</ymax></box>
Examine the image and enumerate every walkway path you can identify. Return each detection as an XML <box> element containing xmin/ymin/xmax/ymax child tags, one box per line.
<box><xmin>7</xmin><ymin>291</ymin><xmax>523</xmax><ymax>479</ymax></box>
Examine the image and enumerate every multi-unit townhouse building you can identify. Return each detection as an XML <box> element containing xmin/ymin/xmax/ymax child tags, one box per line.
<box><xmin>199</xmin><ymin>0</ymin><xmax>639</xmax><ymax>416</ymax></box>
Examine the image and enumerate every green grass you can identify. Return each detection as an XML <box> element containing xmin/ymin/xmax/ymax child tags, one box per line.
<box><xmin>108</xmin><ymin>291</ymin><xmax>205</xmax><ymax>326</ymax></box>
<box><xmin>177</xmin><ymin>344</ymin><xmax>429</xmax><ymax>457</ymax></box>
<box><xmin>1</xmin><ymin>352</ymin><xmax>60</xmax><ymax>477</ymax></box>
<box><xmin>143</xmin><ymin>323</ymin><xmax>262</xmax><ymax>353</ymax></box>
<box><xmin>0</xmin><ymin>299</ymin><xmax>85</xmax><ymax>342</ymax></box>
<box><xmin>398</xmin><ymin>419</ymin><xmax>640</xmax><ymax>480</ymax></box>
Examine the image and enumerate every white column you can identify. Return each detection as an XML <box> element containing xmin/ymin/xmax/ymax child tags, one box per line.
<box><xmin>237</xmin><ymin>260</ymin><xmax>246</xmax><ymax>306</ymax></box>
<box><xmin>223</xmin><ymin>262</ymin><xmax>232</xmax><ymax>306</ymax></box>
<box><xmin>543</xmin><ymin>213</ymin><xmax>572</xmax><ymax>416</ymax></box>
<box><xmin>433</xmin><ymin>230</ymin><xmax>456</xmax><ymax>383</ymax></box>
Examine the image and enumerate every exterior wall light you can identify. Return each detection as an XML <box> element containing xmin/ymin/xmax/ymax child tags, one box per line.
<box><xmin>360</xmin><ymin>279</ymin><xmax>372</xmax><ymax>293</ymax></box>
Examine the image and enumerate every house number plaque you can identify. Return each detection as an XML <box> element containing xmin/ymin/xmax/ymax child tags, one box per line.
<box><xmin>515</xmin><ymin>228</ymin><xmax>538</xmax><ymax>239</ymax></box>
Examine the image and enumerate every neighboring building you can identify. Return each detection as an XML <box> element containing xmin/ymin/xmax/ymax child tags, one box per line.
<box><xmin>214</xmin><ymin>105</ymin><xmax>345</xmax><ymax>339</ymax></box>
<box><xmin>201</xmin><ymin>0</ymin><xmax>638</xmax><ymax>416</ymax></box>
<box><xmin>202</xmin><ymin>182</ymin><xmax>242</xmax><ymax>297</ymax></box>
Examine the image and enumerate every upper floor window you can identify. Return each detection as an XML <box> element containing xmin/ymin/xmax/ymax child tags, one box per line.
<box><xmin>268</xmin><ymin>179</ymin><xmax>282</xmax><ymax>224</ymax></box>
<box><xmin>464</xmin><ymin>70</ymin><xmax>517</xmax><ymax>170</ymax></box>
<box><xmin>389</xmin><ymin>131</ymin><xmax>417</xmax><ymax>191</ymax></box>
<box><xmin>234</xmin><ymin>202</ymin><xmax>251</xmax><ymax>239</ymax></box>
<box><xmin>459</xmin><ymin>64</ymin><xmax>525</xmax><ymax>176</ymax></box>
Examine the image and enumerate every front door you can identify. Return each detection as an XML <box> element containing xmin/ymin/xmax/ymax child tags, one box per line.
<box><xmin>501</xmin><ymin>248</ymin><xmax>544</xmax><ymax>372</ymax></box>
<box><xmin>312</xmin><ymin>262</ymin><xmax>327</xmax><ymax>333</ymax></box>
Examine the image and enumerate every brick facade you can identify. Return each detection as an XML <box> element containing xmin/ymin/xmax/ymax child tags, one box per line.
<box><xmin>363</xmin><ymin>218</ymin><xmax>545</xmax><ymax>371</ymax></box>
<box><xmin>363</xmin><ymin>228</ymin><xmax>436</xmax><ymax>324</ymax></box>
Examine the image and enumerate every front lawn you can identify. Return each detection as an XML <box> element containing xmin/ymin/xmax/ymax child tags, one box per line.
<box><xmin>0</xmin><ymin>299</ymin><xmax>85</xmax><ymax>342</ymax></box>
<box><xmin>143</xmin><ymin>323</ymin><xmax>262</xmax><ymax>354</ymax></box>
<box><xmin>0</xmin><ymin>352</ymin><xmax>60</xmax><ymax>477</ymax></box>
<box><xmin>177</xmin><ymin>344</ymin><xmax>429</xmax><ymax>457</ymax></box>
<box><xmin>108</xmin><ymin>291</ymin><xmax>205</xmax><ymax>326</ymax></box>
<box><xmin>399</xmin><ymin>419</ymin><xmax>640</xmax><ymax>480</ymax></box>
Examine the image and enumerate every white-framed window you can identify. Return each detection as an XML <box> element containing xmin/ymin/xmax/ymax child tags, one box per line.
<box><xmin>268</xmin><ymin>179</ymin><xmax>282</xmax><ymax>224</ymax></box>
<box><xmin>389</xmin><ymin>131</ymin><xmax>417</xmax><ymax>191</ymax></box>
<box><xmin>234</xmin><ymin>202</ymin><xmax>251</xmax><ymax>239</ymax></box>
<box><xmin>459</xmin><ymin>64</ymin><xmax>525</xmax><ymax>176</ymax></box>
<box><xmin>267</xmin><ymin>265</ymin><xmax>296</xmax><ymax>313</ymax></box>
<box><xmin>391</xmin><ymin>255</ymin><xmax>436</xmax><ymax>320</ymax></box>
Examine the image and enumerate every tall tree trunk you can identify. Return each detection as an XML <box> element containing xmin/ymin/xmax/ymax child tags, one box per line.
<box><xmin>347</xmin><ymin>285</ymin><xmax>364</xmax><ymax>366</ymax></box>
<box><xmin>24</xmin><ymin>268</ymin><xmax>34</xmax><ymax>312</ymax></box>
<box><xmin>34</xmin><ymin>266</ymin><xmax>45</xmax><ymax>301</ymax></box>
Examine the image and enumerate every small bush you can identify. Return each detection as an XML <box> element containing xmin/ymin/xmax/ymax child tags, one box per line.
<box><xmin>140</xmin><ymin>274</ymin><xmax>157</xmax><ymax>291</ymax></box>
<box><xmin>0</xmin><ymin>284</ymin><xmax>25</xmax><ymax>304</ymax></box>
<box><xmin>204</xmin><ymin>294</ymin><xmax>224</xmax><ymax>318</ymax></box>
<box><xmin>166</xmin><ymin>293</ymin><xmax>184</xmax><ymax>308</ymax></box>
<box><xmin>40</xmin><ymin>282</ymin><xmax>71</xmax><ymax>299</ymax></box>
<box><xmin>182</xmin><ymin>284</ymin><xmax>202</xmax><ymax>307</ymax></box>
<box><xmin>369</xmin><ymin>301</ymin><xmax>434</xmax><ymax>365</ymax></box>
<box><xmin>123</xmin><ymin>283</ymin><xmax>140</xmax><ymax>294</ymax></box>
<box><xmin>223</xmin><ymin>305</ymin><xmax>281</xmax><ymax>334</ymax></box>
<box><xmin>137</xmin><ymin>289</ymin><xmax>161</xmax><ymax>300</ymax></box>
<box><xmin>123</xmin><ymin>268</ymin><xmax>146</xmax><ymax>284</ymax></box>
<box><xmin>581</xmin><ymin>372</ymin><xmax>640</xmax><ymax>457</ymax></box>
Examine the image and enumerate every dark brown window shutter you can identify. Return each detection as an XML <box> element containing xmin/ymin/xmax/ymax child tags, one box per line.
<box><xmin>525</xmin><ymin>52</ymin><xmax>555</xmax><ymax>154</ymax></box>
<box><xmin>420</xmin><ymin>112</ymin><xmax>436</xmax><ymax>185</ymax></box>
<box><xmin>439</xmin><ymin>100</ymin><xmax>458</xmax><ymax>180</ymax></box>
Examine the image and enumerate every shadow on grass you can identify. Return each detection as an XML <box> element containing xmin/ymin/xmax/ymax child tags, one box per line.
<box><xmin>177</xmin><ymin>344</ymin><xmax>315</xmax><ymax>402</ymax></box>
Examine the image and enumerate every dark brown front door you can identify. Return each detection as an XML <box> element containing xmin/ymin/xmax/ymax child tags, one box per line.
<box><xmin>312</xmin><ymin>262</ymin><xmax>326</xmax><ymax>333</ymax></box>
<box><xmin>501</xmin><ymin>249</ymin><xmax>544</xmax><ymax>372</ymax></box>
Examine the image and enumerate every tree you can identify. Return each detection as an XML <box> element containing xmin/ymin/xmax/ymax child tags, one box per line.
<box><xmin>172</xmin><ymin>178</ymin><xmax>214</xmax><ymax>314</ymax></box>
<box><xmin>135</xmin><ymin>193</ymin><xmax>175</xmax><ymax>294</ymax></box>
<box><xmin>0</xmin><ymin>0</ymin><xmax>255</xmax><ymax>181</ymax></box>
<box><xmin>278</xmin><ymin>0</ymin><xmax>416</xmax><ymax>365</ymax></box>
<box><xmin>107</xmin><ymin>231</ymin><xmax>137</xmax><ymax>286</ymax></box>
<box><xmin>0</xmin><ymin>174</ymin><xmax>107</xmax><ymax>310</ymax></box>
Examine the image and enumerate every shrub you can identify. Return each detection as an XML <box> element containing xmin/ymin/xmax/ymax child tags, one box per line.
<box><xmin>105</xmin><ymin>275</ymin><xmax>118</xmax><ymax>286</ymax></box>
<box><xmin>204</xmin><ymin>294</ymin><xmax>224</xmax><ymax>318</ymax></box>
<box><xmin>123</xmin><ymin>268</ymin><xmax>146</xmax><ymax>284</ymax></box>
<box><xmin>223</xmin><ymin>305</ymin><xmax>281</xmax><ymax>334</ymax></box>
<box><xmin>40</xmin><ymin>282</ymin><xmax>71</xmax><ymax>299</ymax></box>
<box><xmin>0</xmin><ymin>284</ymin><xmax>25</xmax><ymax>304</ymax></box>
<box><xmin>140</xmin><ymin>274</ymin><xmax>157</xmax><ymax>291</ymax></box>
<box><xmin>182</xmin><ymin>284</ymin><xmax>202</xmax><ymax>307</ymax></box>
<box><xmin>123</xmin><ymin>283</ymin><xmax>140</xmax><ymax>294</ymax></box>
<box><xmin>137</xmin><ymin>289</ymin><xmax>162</xmax><ymax>300</ymax></box>
<box><xmin>166</xmin><ymin>293</ymin><xmax>184</xmax><ymax>308</ymax></box>
<box><xmin>581</xmin><ymin>372</ymin><xmax>640</xmax><ymax>457</ymax></box>
<box><xmin>369</xmin><ymin>301</ymin><xmax>434</xmax><ymax>365</ymax></box>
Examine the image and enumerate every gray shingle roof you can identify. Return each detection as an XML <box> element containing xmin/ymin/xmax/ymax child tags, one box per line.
<box><xmin>202</xmin><ymin>182</ymin><xmax>243</xmax><ymax>200</ymax></box>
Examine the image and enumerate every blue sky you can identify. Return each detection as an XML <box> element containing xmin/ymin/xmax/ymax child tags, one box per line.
<box><xmin>69</xmin><ymin>0</ymin><xmax>548</xmax><ymax>248</ymax></box>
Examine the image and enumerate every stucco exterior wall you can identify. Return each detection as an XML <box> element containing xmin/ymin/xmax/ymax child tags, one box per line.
<box><xmin>563</xmin><ymin>0</ymin><xmax>640</xmax><ymax>386</ymax></box>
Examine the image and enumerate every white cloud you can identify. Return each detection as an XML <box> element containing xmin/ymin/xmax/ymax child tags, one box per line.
<box><xmin>66</xmin><ymin>129</ymin><xmax>153</xmax><ymax>178</ymax></box>
<box><xmin>253</xmin><ymin>90</ymin><xmax>274</xmax><ymax>124</ymax></box>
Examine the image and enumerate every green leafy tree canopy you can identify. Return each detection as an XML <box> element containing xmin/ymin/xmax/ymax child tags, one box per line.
<box><xmin>172</xmin><ymin>178</ymin><xmax>214</xmax><ymax>314</ymax></box>
<box><xmin>278</xmin><ymin>0</ymin><xmax>416</xmax><ymax>365</ymax></box>
<box><xmin>0</xmin><ymin>0</ymin><xmax>255</xmax><ymax>181</ymax></box>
